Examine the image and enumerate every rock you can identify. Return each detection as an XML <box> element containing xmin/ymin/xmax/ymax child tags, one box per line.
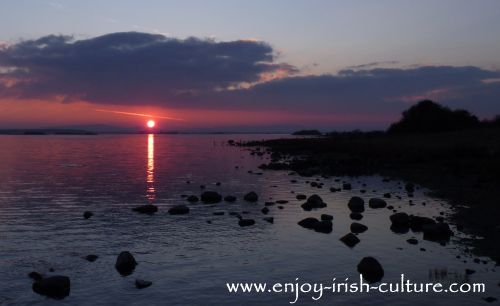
<box><xmin>348</xmin><ymin>196</ymin><xmax>365</xmax><ymax>213</ymax></box>
<box><xmin>263</xmin><ymin>217</ymin><xmax>274</xmax><ymax>224</ymax></box>
<box><xmin>84</xmin><ymin>254</ymin><xmax>98</xmax><ymax>262</ymax></box>
<box><xmin>465</xmin><ymin>269</ymin><xmax>475</xmax><ymax>275</ymax></box>
<box><xmin>407</xmin><ymin>238</ymin><xmax>419</xmax><ymax>245</ymax></box>
<box><xmin>224</xmin><ymin>195</ymin><xmax>237</xmax><ymax>202</ymax></box>
<box><xmin>32</xmin><ymin>276</ymin><xmax>70</xmax><ymax>299</ymax></box>
<box><xmin>340</xmin><ymin>233</ymin><xmax>360</xmax><ymax>248</ymax></box>
<box><xmin>132</xmin><ymin>204</ymin><xmax>158</xmax><ymax>214</ymax></box>
<box><xmin>261</xmin><ymin>207</ymin><xmax>270</xmax><ymax>214</ymax></box>
<box><xmin>313</xmin><ymin>220</ymin><xmax>332</xmax><ymax>233</ymax></box>
<box><xmin>350</xmin><ymin>212</ymin><xmax>363</xmax><ymax>220</ymax></box>
<box><xmin>343</xmin><ymin>183</ymin><xmax>352</xmax><ymax>190</ymax></box>
<box><xmin>83</xmin><ymin>211</ymin><xmax>93</xmax><ymax>219</ymax></box>
<box><xmin>243</xmin><ymin>191</ymin><xmax>259</xmax><ymax>202</ymax></box>
<box><xmin>350</xmin><ymin>222</ymin><xmax>368</xmax><ymax>234</ymax></box>
<box><xmin>368</xmin><ymin>198</ymin><xmax>387</xmax><ymax>209</ymax></box>
<box><xmin>28</xmin><ymin>271</ymin><xmax>43</xmax><ymax>281</ymax></box>
<box><xmin>298</xmin><ymin>217</ymin><xmax>319</xmax><ymax>229</ymax></box>
<box><xmin>168</xmin><ymin>205</ymin><xmax>190</xmax><ymax>215</ymax></box>
<box><xmin>276</xmin><ymin>200</ymin><xmax>288</xmax><ymax>204</ymax></box>
<box><xmin>115</xmin><ymin>251</ymin><xmax>137</xmax><ymax>276</ymax></box>
<box><xmin>390</xmin><ymin>212</ymin><xmax>410</xmax><ymax>226</ymax></box>
<box><xmin>383</xmin><ymin>193</ymin><xmax>391</xmax><ymax>198</ymax></box>
<box><xmin>405</xmin><ymin>182</ymin><xmax>415</xmax><ymax>193</ymax></box>
<box><xmin>321</xmin><ymin>214</ymin><xmax>333</xmax><ymax>221</ymax></box>
<box><xmin>301</xmin><ymin>194</ymin><xmax>327</xmax><ymax>211</ymax></box>
<box><xmin>422</xmin><ymin>223</ymin><xmax>453</xmax><ymax>242</ymax></box>
<box><xmin>409</xmin><ymin>216</ymin><xmax>436</xmax><ymax>232</ymax></box>
<box><xmin>483</xmin><ymin>297</ymin><xmax>497</xmax><ymax>303</ymax></box>
<box><xmin>265</xmin><ymin>201</ymin><xmax>275</xmax><ymax>206</ymax></box>
<box><xmin>238</xmin><ymin>219</ymin><xmax>255</xmax><ymax>227</ymax></box>
<box><xmin>135</xmin><ymin>279</ymin><xmax>152</xmax><ymax>289</ymax></box>
<box><xmin>357</xmin><ymin>257</ymin><xmax>384</xmax><ymax>283</ymax></box>
<box><xmin>201</xmin><ymin>191</ymin><xmax>222</xmax><ymax>203</ymax></box>
<box><xmin>186</xmin><ymin>195</ymin><xmax>199</xmax><ymax>203</ymax></box>
<box><xmin>296</xmin><ymin>194</ymin><xmax>307</xmax><ymax>200</ymax></box>
<box><xmin>213</xmin><ymin>211</ymin><xmax>225</xmax><ymax>216</ymax></box>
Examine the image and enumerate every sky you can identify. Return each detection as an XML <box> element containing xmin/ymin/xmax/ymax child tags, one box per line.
<box><xmin>0</xmin><ymin>0</ymin><xmax>499</xmax><ymax>131</ymax></box>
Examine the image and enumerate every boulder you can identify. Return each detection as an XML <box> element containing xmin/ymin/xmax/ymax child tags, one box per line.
<box><xmin>168</xmin><ymin>205</ymin><xmax>190</xmax><ymax>215</ymax></box>
<box><xmin>422</xmin><ymin>223</ymin><xmax>453</xmax><ymax>242</ymax></box>
<box><xmin>83</xmin><ymin>211</ymin><xmax>93</xmax><ymax>219</ymax></box>
<box><xmin>348</xmin><ymin>197</ymin><xmax>365</xmax><ymax>213</ymax></box>
<box><xmin>132</xmin><ymin>204</ymin><xmax>158</xmax><ymax>214</ymax></box>
<box><xmin>201</xmin><ymin>191</ymin><xmax>222</xmax><ymax>203</ymax></box>
<box><xmin>238</xmin><ymin>219</ymin><xmax>255</xmax><ymax>227</ymax></box>
<box><xmin>135</xmin><ymin>279</ymin><xmax>152</xmax><ymax>289</ymax></box>
<box><xmin>224</xmin><ymin>195</ymin><xmax>237</xmax><ymax>202</ymax></box>
<box><xmin>243</xmin><ymin>192</ymin><xmax>259</xmax><ymax>202</ymax></box>
<box><xmin>298</xmin><ymin>217</ymin><xmax>320</xmax><ymax>229</ymax></box>
<box><xmin>357</xmin><ymin>257</ymin><xmax>384</xmax><ymax>283</ymax></box>
<box><xmin>32</xmin><ymin>276</ymin><xmax>70</xmax><ymax>299</ymax></box>
<box><xmin>186</xmin><ymin>195</ymin><xmax>199</xmax><ymax>203</ymax></box>
<box><xmin>340</xmin><ymin>233</ymin><xmax>360</xmax><ymax>248</ymax></box>
<box><xmin>350</xmin><ymin>212</ymin><xmax>363</xmax><ymax>220</ymax></box>
<box><xmin>301</xmin><ymin>194</ymin><xmax>327</xmax><ymax>211</ymax></box>
<box><xmin>84</xmin><ymin>254</ymin><xmax>98</xmax><ymax>262</ymax></box>
<box><xmin>313</xmin><ymin>220</ymin><xmax>332</xmax><ymax>233</ymax></box>
<box><xmin>115</xmin><ymin>251</ymin><xmax>137</xmax><ymax>276</ymax></box>
<box><xmin>368</xmin><ymin>198</ymin><xmax>387</xmax><ymax>209</ymax></box>
<box><xmin>350</xmin><ymin>222</ymin><xmax>368</xmax><ymax>234</ymax></box>
<box><xmin>390</xmin><ymin>212</ymin><xmax>410</xmax><ymax>226</ymax></box>
<box><xmin>321</xmin><ymin>214</ymin><xmax>333</xmax><ymax>221</ymax></box>
<box><xmin>409</xmin><ymin>216</ymin><xmax>436</xmax><ymax>232</ymax></box>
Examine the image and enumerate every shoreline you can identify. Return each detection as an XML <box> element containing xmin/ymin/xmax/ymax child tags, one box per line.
<box><xmin>241</xmin><ymin>129</ymin><xmax>500</xmax><ymax>264</ymax></box>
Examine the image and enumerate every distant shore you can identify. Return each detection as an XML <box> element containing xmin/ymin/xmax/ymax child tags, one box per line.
<box><xmin>243</xmin><ymin>128</ymin><xmax>500</xmax><ymax>263</ymax></box>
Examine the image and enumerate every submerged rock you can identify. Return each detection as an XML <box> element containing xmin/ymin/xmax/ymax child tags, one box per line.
<box><xmin>301</xmin><ymin>194</ymin><xmax>327</xmax><ymax>211</ymax></box>
<box><xmin>132</xmin><ymin>204</ymin><xmax>158</xmax><ymax>214</ymax></box>
<box><xmin>340</xmin><ymin>233</ymin><xmax>360</xmax><ymax>248</ymax></box>
<box><xmin>263</xmin><ymin>217</ymin><xmax>274</xmax><ymax>224</ymax></box>
<box><xmin>298</xmin><ymin>217</ymin><xmax>319</xmax><ymax>229</ymax></box>
<box><xmin>135</xmin><ymin>279</ymin><xmax>152</xmax><ymax>289</ymax></box>
<box><xmin>238</xmin><ymin>219</ymin><xmax>255</xmax><ymax>227</ymax></box>
<box><xmin>32</xmin><ymin>276</ymin><xmax>70</xmax><ymax>299</ymax></box>
<box><xmin>296</xmin><ymin>194</ymin><xmax>307</xmax><ymax>200</ymax></box>
<box><xmin>115</xmin><ymin>251</ymin><xmax>137</xmax><ymax>276</ymax></box>
<box><xmin>186</xmin><ymin>195</ymin><xmax>199</xmax><ymax>203</ymax></box>
<box><xmin>201</xmin><ymin>191</ymin><xmax>222</xmax><ymax>203</ymax></box>
<box><xmin>28</xmin><ymin>271</ymin><xmax>43</xmax><ymax>281</ymax></box>
<box><xmin>368</xmin><ymin>198</ymin><xmax>387</xmax><ymax>209</ymax></box>
<box><xmin>84</xmin><ymin>254</ymin><xmax>98</xmax><ymax>262</ymax></box>
<box><xmin>261</xmin><ymin>207</ymin><xmax>270</xmax><ymax>214</ymax></box>
<box><xmin>357</xmin><ymin>257</ymin><xmax>384</xmax><ymax>283</ymax></box>
<box><xmin>224</xmin><ymin>195</ymin><xmax>237</xmax><ymax>202</ymax></box>
<box><xmin>348</xmin><ymin>197</ymin><xmax>365</xmax><ymax>213</ymax></box>
<box><xmin>168</xmin><ymin>205</ymin><xmax>190</xmax><ymax>215</ymax></box>
<box><xmin>350</xmin><ymin>222</ymin><xmax>368</xmax><ymax>234</ymax></box>
<box><xmin>243</xmin><ymin>191</ymin><xmax>259</xmax><ymax>202</ymax></box>
<box><xmin>83</xmin><ymin>211</ymin><xmax>93</xmax><ymax>219</ymax></box>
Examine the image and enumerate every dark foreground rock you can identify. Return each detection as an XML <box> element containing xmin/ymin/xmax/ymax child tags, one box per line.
<box><xmin>422</xmin><ymin>223</ymin><xmax>454</xmax><ymax>242</ymax></box>
<box><xmin>168</xmin><ymin>205</ymin><xmax>190</xmax><ymax>215</ymax></box>
<box><xmin>368</xmin><ymin>198</ymin><xmax>387</xmax><ymax>209</ymax></box>
<box><xmin>135</xmin><ymin>279</ymin><xmax>152</xmax><ymax>289</ymax></box>
<box><xmin>348</xmin><ymin>196</ymin><xmax>365</xmax><ymax>213</ymax></box>
<box><xmin>238</xmin><ymin>219</ymin><xmax>255</xmax><ymax>227</ymax></box>
<box><xmin>350</xmin><ymin>222</ymin><xmax>368</xmax><ymax>234</ymax></box>
<box><xmin>357</xmin><ymin>257</ymin><xmax>384</xmax><ymax>283</ymax></box>
<box><xmin>28</xmin><ymin>271</ymin><xmax>43</xmax><ymax>281</ymax></box>
<box><xmin>132</xmin><ymin>204</ymin><xmax>158</xmax><ymax>214</ymax></box>
<box><xmin>186</xmin><ymin>195</ymin><xmax>199</xmax><ymax>203</ymax></box>
<box><xmin>340</xmin><ymin>233</ymin><xmax>360</xmax><ymax>248</ymax></box>
<box><xmin>83</xmin><ymin>211</ymin><xmax>93</xmax><ymax>219</ymax></box>
<box><xmin>243</xmin><ymin>191</ymin><xmax>259</xmax><ymax>202</ymax></box>
<box><xmin>350</xmin><ymin>212</ymin><xmax>363</xmax><ymax>220</ymax></box>
<box><xmin>313</xmin><ymin>220</ymin><xmax>332</xmax><ymax>233</ymax></box>
<box><xmin>298</xmin><ymin>217</ymin><xmax>319</xmax><ymax>229</ymax></box>
<box><xmin>201</xmin><ymin>191</ymin><xmax>222</xmax><ymax>203</ymax></box>
<box><xmin>84</xmin><ymin>254</ymin><xmax>98</xmax><ymax>262</ymax></box>
<box><xmin>301</xmin><ymin>194</ymin><xmax>327</xmax><ymax>211</ymax></box>
<box><xmin>32</xmin><ymin>276</ymin><xmax>70</xmax><ymax>299</ymax></box>
<box><xmin>263</xmin><ymin>217</ymin><xmax>274</xmax><ymax>223</ymax></box>
<box><xmin>224</xmin><ymin>195</ymin><xmax>237</xmax><ymax>202</ymax></box>
<box><xmin>321</xmin><ymin>214</ymin><xmax>333</xmax><ymax>221</ymax></box>
<box><xmin>115</xmin><ymin>251</ymin><xmax>137</xmax><ymax>276</ymax></box>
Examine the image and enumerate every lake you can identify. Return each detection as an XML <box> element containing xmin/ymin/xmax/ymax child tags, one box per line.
<box><xmin>0</xmin><ymin>134</ymin><xmax>498</xmax><ymax>305</ymax></box>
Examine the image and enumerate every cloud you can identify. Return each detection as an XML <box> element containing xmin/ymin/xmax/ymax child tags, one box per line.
<box><xmin>0</xmin><ymin>32</ymin><xmax>296</xmax><ymax>103</ymax></box>
<box><xmin>1</xmin><ymin>32</ymin><xmax>499</xmax><ymax>123</ymax></box>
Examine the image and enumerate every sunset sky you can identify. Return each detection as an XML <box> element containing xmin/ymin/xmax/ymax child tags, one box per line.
<box><xmin>1</xmin><ymin>0</ymin><xmax>500</xmax><ymax>131</ymax></box>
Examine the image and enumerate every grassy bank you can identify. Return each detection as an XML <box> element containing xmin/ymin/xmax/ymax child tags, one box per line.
<box><xmin>243</xmin><ymin>128</ymin><xmax>500</xmax><ymax>263</ymax></box>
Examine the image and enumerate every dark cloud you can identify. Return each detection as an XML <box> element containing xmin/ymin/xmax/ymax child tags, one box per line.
<box><xmin>1</xmin><ymin>32</ymin><xmax>499</xmax><ymax>120</ymax></box>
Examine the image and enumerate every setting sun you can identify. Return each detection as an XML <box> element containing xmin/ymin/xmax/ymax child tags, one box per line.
<box><xmin>147</xmin><ymin>119</ymin><xmax>155</xmax><ymax>128</ymax></box>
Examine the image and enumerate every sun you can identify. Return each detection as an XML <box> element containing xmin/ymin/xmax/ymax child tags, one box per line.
<box><xmin>146</xmin><ymin>119</ymin><xmax>156</xmax><ymax>128</ymax></box>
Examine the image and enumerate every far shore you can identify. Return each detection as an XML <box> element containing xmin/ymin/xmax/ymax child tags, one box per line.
<box><xmin>242</xmin><ymin>128</ymin><xmax>500</xmax><ymax>263</ymax></box>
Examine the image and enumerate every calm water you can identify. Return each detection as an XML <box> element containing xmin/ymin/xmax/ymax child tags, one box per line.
<box><xmin>0</xmin><ymin>134</ymin><xmax>498</xmax><ymax>306</ymax></box>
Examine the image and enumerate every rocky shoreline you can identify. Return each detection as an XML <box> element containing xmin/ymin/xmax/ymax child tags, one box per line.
<box><xmin>239</xmin><ymin>128</ymin><xmax>500</xmax><ymax>264</ymax></box>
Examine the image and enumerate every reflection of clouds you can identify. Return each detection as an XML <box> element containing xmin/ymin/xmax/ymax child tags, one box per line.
<box><xmin>146</xmin><ymin>134</ymin><xmax>155</xmax><ymax>201</ymax></box>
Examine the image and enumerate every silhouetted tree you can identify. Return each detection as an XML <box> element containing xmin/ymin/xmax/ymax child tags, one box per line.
<box><xmin>388</xmin><ymin>100</ymin><xmax>480</xmax><ymax>133</ymax></box>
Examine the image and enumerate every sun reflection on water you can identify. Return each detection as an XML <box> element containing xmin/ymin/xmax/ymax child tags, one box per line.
<box><xmin>146</xmin><ymin>133</ymin><xmax>155</xmax><ymax>201</ymax></box>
